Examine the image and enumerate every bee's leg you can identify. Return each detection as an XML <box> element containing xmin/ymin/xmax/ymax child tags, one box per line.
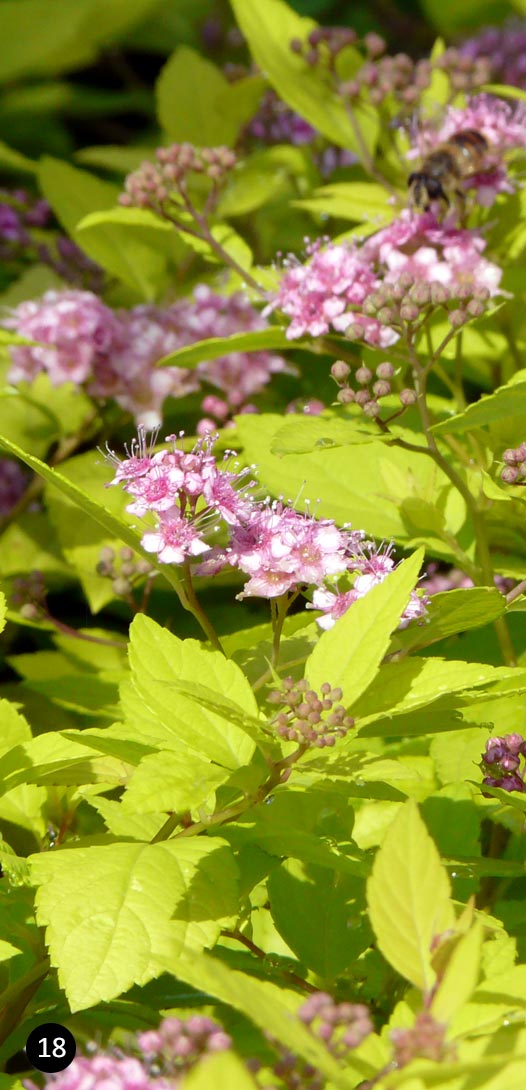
<box><xmin>454</xmin><ymin>187</ymin><xmax>467</xmax><ymax>225</ymax></box>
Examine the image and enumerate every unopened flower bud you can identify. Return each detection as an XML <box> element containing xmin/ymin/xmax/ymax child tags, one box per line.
<box><xmin>363</xmin><ymin>400</ymin><xmax>380</xmax><ymax>417</ymax></box>
<box><xmin>399</xmin><ymin>302</ymin><xmax>419</xmax><ymax>322</ymax></box>
<box><xmin>112</xmin><ymin>576</ymin><xmax>131</xmax><ymax>597</ymax></box>
<box><xmin>430</xmin><ymin>283</ymin><xmax>450</xmax><ymax>305</ymax></box>
<box><xmin>400</xmin><ymin>388</ymin><xmax>417</xmax><ymax>406</ymax></box>
<box><xmin>337</xmin><ymin>387</ymin><xmax>355</xmax><ymax>403</ymax></box>
<box><xmin>20</xmin><ymin>602</ymin><xmax>41</xmax><ymax>621</ymax></box>
<box><xmin>466</xmin><ymin>299</ymin><xmax>485</xmax><ymax>318</ymax></box>
<box><xmin>501</xmin><ymin>466</ymin><xmax>519</xmax><ymax>483</ymax></box>
<box><xmin>356</xmin><ymin>366</ymin><xmax>373</xmax><ymax>385</ymax></box>
<box><xmin>373</xmin><ymin>379</ymin><xmax>391</xmax><ymax>398</ymax></box>
<box><xmin>354</xmin><ymin>388</ymin><xmax>371</xmax><ymax>406</ymax></box>
<box><xmin>331</xmin><ymin>360</ymin><xmax>350</xmax><ymax>382</ymax></box>
<box><xmin>503</xmin><ymin>448</ymin><xmax>519</xmax><ymax>464</ymax></box>
<box><xmin>376</xmin><ymin>361</ymin><xmax>394</xmax><ymax>379</ymax></box>
<box><xmin>364</xmin><ymin>32</ymin><xmax>385</xmax><ymax>57</ymax></box>
<box><xmin>448</xmin><ymin>308</ymin><xmax>466</xmax><ymax>328</ymax></box>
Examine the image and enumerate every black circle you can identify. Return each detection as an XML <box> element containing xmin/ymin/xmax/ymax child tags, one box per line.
<box><xmin>25</xmin><ymin>1023</ymin><xmax>76</xmax><ymax>1074</ymax></box>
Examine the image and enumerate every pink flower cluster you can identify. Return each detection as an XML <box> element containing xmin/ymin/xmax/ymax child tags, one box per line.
<box><xmin>29</xmin><ymin>1015</ymin><xmax>232</xmax><ymax>1090</ymax></box>
<box><xmin>413</xmin><ymin>94</ymin><xmax>526</xmax><ymax>205</ymax></box>
<box><xmin>362</xmin><ymin>210</ymin><xmax>502</xmax><ymax>297</ymax></box>
<box><xmin>35</xmin><ymin>1054</ymin><xmax>171</xmax><ymax>1090</ymax></box>
<box><xmin>311</xmin><ymin>541</ymin><xmax>427</xmax><ymax>629</ymax></box>
<box><xmin>270</xmin><ymin>209</ymin><xmax>502</xmax><ymax>345</ymax></box>
<box><xmin>109</xmin><ymin>428</ymin><xmax>256</xmax><ymax>566</ymax></box>
<box><xmin>110</xmin><ymin>430</ymin><xmax>427</xmax><ymax>629</ymax></box>
<box><xmin>267</xmin><ymin>238</ymin><xmax>399</xmax><ymax>347</ymax></box>
<box><xmin>3</xmin><ymin>286</ymin><xmax>289</xmax><ymax>428</ymax></box>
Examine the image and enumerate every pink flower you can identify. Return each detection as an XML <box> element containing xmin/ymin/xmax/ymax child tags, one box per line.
<box><xmin>436</xmin><ymin>93</ymin><xmax>526</xmax><ymax>152</ymax></box>
<box><xmin>363</xmin><ymin>211</ymin><xmax>502</xmax><ymax>297</ymax></box>
<box><xmin>34</xmin><ymin>1054</ymin><xmax>170</xmax><ymax>1090</ymax></box>
<box><xmin>309</xmin><ymin>541</ymin><xmax>427</xmax><ymax>629</ymax></box>
<box><xmin>222</xmin><ymin>503</ymin><xmax>351</xmax><ymax>599</ymax></box>
<box><xmin>110</xmin><ymin>431</ymin><xmax>258</xmax><ymax>567</ymax></box>
<box><xmin>267</xmin><ymin>240</ymin><xmax>395</xmax><ymax>346</ymax></box>
<box><xmin>142</xmin><ymin>510</ymin><xmax>210</xmax><ymax>564</ymax></box>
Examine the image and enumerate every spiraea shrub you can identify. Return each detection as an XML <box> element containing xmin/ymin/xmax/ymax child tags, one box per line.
<box><xmin>1</xmin><ymin>2</ymin><xmax>526</xmax><ymax>1088</ymax></box>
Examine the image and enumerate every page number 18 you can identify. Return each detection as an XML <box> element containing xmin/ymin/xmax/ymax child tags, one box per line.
<box><xmin>25</xmin><ymin>1023</ymin><xmax>76</xmax><ymax>1073</ymax></box>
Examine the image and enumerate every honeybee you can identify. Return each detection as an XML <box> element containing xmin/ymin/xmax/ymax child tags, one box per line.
<box><xmin>408</xmin><ymin>128</ymin><xmax>489</xmax><ymax>212</ymax></box>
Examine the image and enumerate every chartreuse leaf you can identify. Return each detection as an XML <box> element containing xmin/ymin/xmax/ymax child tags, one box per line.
<box><xmin>0</xmin><ymin>433</ymin><xmax>183</xmax><ymax>596</ymax></box>
<box><xmin>0</xmin><ymin>592</ymin><xmax>5</xmax><ymax>636</ymax></box>
<box><xmin>268</xmin><ymin>859</ymin><xmax>371</xmax><ymax>978</ymax></box>
<box><xmin>393</xmin><ymin>587</ymin><xmax>507</xmax><ymax>654</ymax></box>
<box><xmin>0</xmin><ymin>141</ymin><xmax>37</xmax><ymax>174</ymax></box>
<box><xmin>270</xmin><ymin>414</ymin><xmax>379</xmax><ymax>455</ymax></box>
<box><xmin>451</xmin><ymin>965</ymin><xmax>526</xmax><ymax>1039</ymax></box>
<box><xmin>127</xmin><ymin>615</ymin><xmax>257</xmax><ymax>769</ymax></box>
<box><xmin>0</xmin><ymin>940</ymin><xmax>22</xmax><ymax>962</ymax></box>
<box><xmin>39</xmin><ymin>157</ymin><xmax>167</xmax><ymax>298</ymax></box>
<box><xmin>293</xmin><ymin>182</ymin><xmax>393</xmax><ymax>225</ymax></box>
<box><xmin>167</xmin><ymin>950</ymin><xmax>370</xmax><ymax>1089</ymax></box>
<box><xmin>155</xmin><ymin>328</ymin><xmax>291</xmax><ymax>370</ymax></box>
<box><xmin>306</xmin><ymin>549</ymin><xmax>424</xmax><ymax>702</ymax></box>
<box><xmin>230</xmin><ymin>0</ymin><xmax>379</xmax><ymax>160</ymax></box>
<box><xmin>181</xmin><ymin>1052</ymin><xmax>258</xmax><ymax>1090</ymax></box>
<box><xmin>367</xmin><ymin>800</ymin><xmax>455</xmax><ymax>993</ymax></box>
<box><xmin>432</xmin><ymin>373</ymin><xmax>526</xmax><ymax>436</ymax></box>
<box><xmin>121</xmin><ymin>750</ymin><xmax>230</xmax><ymax>815</ymax></box>
<box><xmin>355</xmin><ymin>659</ymin><xmax>525</xmax><ymax>733</ymax></box>
<box><xmin>431</xmin><ymin>921</ymin><xmax>483</xmax><ymax>1023</ymax></box>
<box><xmin>30</xmin><ymin>837</ymin><xmax>239</xmax><ymax>1011</ymax></box>
<box><xmin>235</xmin><ymin>415</ymin><xmax>465</xmax><ymax>545</ymax></box>
<box><xmin>156</xmin><ymin>46</ymin><xmax>262</xmax><ymax>147</ymax></box>
<box><xmin>0</xmin><ymin>729</ymin><xmax>131</xmax><ymax>797</ymax></box>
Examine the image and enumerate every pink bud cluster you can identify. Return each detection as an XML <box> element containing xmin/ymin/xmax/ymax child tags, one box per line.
<box><xmin>3</xmin><ymin>285</ymin><xmax>288</xmax><ymax>428</ymax></box>
<box><xmin>268</xmin><ymin>211</ymin><xmax>501</xmax><ymax>348</ymax></box>
<box><xmin>119</xmin><ymin>144</ymin><xmax>236</xmax><ymax>213</ymax></box>
<box><xmin>391</xmin><ymin>1012</ymin><xmax>452</xmax><ymax>1066</ymax></box>
<box><xmin>481</xmin><ymin>733</ymin><xmax>526</xmax><ymax>793</ymax></box>
<box><xmin>27</xmin><ymin>1015</ymin><xmax>232</xmax><ymax>1090</ymax></box>
<box><xmin>267</xmin><ymin>677</ymin><xmax>355</xmax><ymax>747</ymax></box>
<box><xmin>257</xmin><ymin>991</ymin><xmax>372</xmax><ymax>1090</ymax></box>
<box><xmin>331</xmin><ymin>359</ymin><xmax>416</xmax><ymax>419</ymax></box>
<box><xmin>137</xmin><ymin>1015</ymin><xmax>232</xmax><ymax>1073</ymax></box>
<box><xmin>97</xmin><ymin>545</ymin><xmax>152</xmax><ymax>599</ymax></box>
<box><xmin>343</xmin><ymin>47</ymin><xmax>489</xmax><ymax>108</ymax></box>
<box><xmin>290</xmin><ymin>25</ymin><xmax>363</xmax><ymax>68</ymax></box>
<box><xmin>501</xmin><ymin>443</ymin><xmax>526</xmax><ymax>484</ymax></box>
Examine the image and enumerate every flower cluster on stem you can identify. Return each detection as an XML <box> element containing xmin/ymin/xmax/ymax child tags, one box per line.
<box><xmin>267</xmin><ymin>677</ymin><xmax>355</xmax><ymax>748</ymax></box>
<box><xmin>3</xmin><ymin>285</ymin><xmax>288</xmax><ymax>428</ymax></box>
<box><xmin>269</xmin><ymin>211</ymin><xmax>501</xmax><ymax>350</ymax></box>
<box><xmin>481</xmin><ymin>733</ymin><xmax>526</xmax><ymax>793</ymax></box>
